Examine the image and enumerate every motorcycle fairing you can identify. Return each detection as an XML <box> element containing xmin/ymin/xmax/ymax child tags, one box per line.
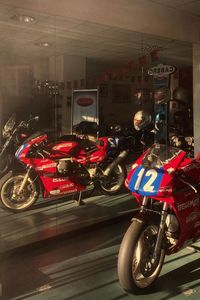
<box><xmin>15</xmin><ymin>143</ymin><xmax>28</xmax><ymax>159</ymax></box>
<box><xmin>127</xmin><ymin>144</ymin><xmax>187</xmax><ymax>198</ymax></box>
<box><xmin>40</xmin><ymin>175</ymin><xmax>85</xmax><ymax>197</ymax></box>
<box><xmin>50</xmin><ymin>141</ymin><xmax>81</xmax><ymax>157</ymax></box>
<box><xmin>127</xmin><ymin>145</ymin><xmax>200</xmax><ymax>252</ymax></box>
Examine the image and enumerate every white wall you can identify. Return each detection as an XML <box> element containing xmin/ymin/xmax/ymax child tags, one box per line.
<box><xmin>32</xmin><ymin>59</ymin><xmax>49</xmax><ymax>81</ymax></box>
<box><xmin>193</xmin><ymin>44</ymin><xmax>200</xmax><ymax>155</ymax></box>
<box><xmin>63</xmin><ymin>55</ymin><xmax>86</xmax><ymax>132</ymax></box>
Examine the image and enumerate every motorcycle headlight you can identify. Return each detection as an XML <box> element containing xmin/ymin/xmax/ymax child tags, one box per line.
<box><xmin>2</xmin><ymin>113</ymin><xmax>16</xmax><ymax>139</ymax></box>
<box><xmin>2</xmin><ymin>129</ymin><xmax>10</xmax><ymax>139</ymax></box>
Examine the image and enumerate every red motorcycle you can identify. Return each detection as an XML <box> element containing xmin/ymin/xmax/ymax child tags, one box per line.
<box><xmin>118</xmin><ymin>143</ymin><xmax>200</xmax><ymax>292</ymax></box>
<box><xmin>0</xmin><ymin>131</ymin><xmax>128</xmax><ymax>212</ymax></box>
<box><xmin>0</xmin><ymin>113</ymin><xmax>39</xmax><ymax>176</ymax></box>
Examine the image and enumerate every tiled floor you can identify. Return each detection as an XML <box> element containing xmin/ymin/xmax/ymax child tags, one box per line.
<box><xmin>0</xmin><ymin>190</ymin><xmax>137</xmax><ymax>253</ymax></box>
<box><xmin>1</xmin><ymin>176</ymin><xmax>200</xmax><ymax>300</ymax></box>
<box><xmin>1</xmin><ymin>217</ymin><xmax>200</xmax><ymax>300</ymax></box>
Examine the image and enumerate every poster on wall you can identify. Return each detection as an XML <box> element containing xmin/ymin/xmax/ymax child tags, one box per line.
<box><xmin>71</xmin><ymin>89</ymin><xmax>99</xmax><ymax>133</ymax></box>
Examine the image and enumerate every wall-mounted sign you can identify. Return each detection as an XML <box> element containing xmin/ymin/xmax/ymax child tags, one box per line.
<box><xmin>148</xmin><ymin>64</ymin><xmax>176</xmax><ymax>77</ymax></box>
<box><xmin>71</xmin><ymin>89</ymin><xmax>99</xmax><ymax>133</ymax></box>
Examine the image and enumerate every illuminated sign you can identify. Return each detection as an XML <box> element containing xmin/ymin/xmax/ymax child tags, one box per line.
<box><xmin>148</xmin><ymin>64</ymin><xmax>176</xmax><ymax>77</ymax></box>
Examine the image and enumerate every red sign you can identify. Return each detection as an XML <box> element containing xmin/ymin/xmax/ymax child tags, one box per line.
<box><xmin>76</xmin><ymin>97</ymin><xmax>94</xmax><ymax>106</ymax></box>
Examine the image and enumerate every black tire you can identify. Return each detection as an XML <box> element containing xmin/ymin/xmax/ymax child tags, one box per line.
<box><xmin>118</xmin><ymin>219</ymin><xmax>165</xmax><ymax>293</ymax></box>
<box><xmin>98</xmin><ymin>163</ymin><xmax>127</xmax><ymax>195</ymax></box>
<box><xmin>0</xmin><ymin>154</ymin><xmax>10</xmax><ymax>176</ymax></box>
<box><xmin>0</xmin><ymin>172</ymin><xmax>39</xmax><ymax>212</ymax></box>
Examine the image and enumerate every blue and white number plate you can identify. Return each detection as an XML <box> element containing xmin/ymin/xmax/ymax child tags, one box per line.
<box><xmin>128</xmin><ymin>165</ymin><xmax>164</xmax><ymax>196</ymax></box>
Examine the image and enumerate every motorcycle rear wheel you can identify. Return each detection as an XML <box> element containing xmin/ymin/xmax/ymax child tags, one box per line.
<box><xmin>0</xmin><ymin>154</ymin><xmax>10</xmax><ymax>175</ymax></box>
<box><xmin>118</xmin><ymin>219</ymin><xmax>165</xmax><ymax>293</ymax></box>
<box><xmin>0</xmin><ymin>172</ymin><xmax>39</xmax><ymax>212</ymax></box>
<box><xmin>98</xmin><ymin>163</ymin><xmax>126</xmax><ymax>195</ymax></box>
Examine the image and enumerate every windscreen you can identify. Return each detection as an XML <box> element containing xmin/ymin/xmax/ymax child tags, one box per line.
<box><xmin>142</xmin><ymin>144</ymin><xmax>184</xmax><ymax>168</ymax></box>
<box><xmin>3</xmin><ymin>113</ymin><xmax>16</xmax><ymax>134</ymax></box>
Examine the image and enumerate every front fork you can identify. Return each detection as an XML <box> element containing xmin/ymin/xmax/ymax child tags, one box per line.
<box><xmin>18</xmin><ymin>166</ymin><xmax>32</xmax><ymax>194</ymax></box>
<box><xmin>141</xmin><ymin>196</ymin><xmax>169</xmax><ymax>260</ymax></box>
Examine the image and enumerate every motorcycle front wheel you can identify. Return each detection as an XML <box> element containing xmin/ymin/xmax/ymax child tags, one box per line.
<box><xmin>118</xmin><ymin>219</ymin><xmax>165</xmax><ymax>293</ymax></box>
<box><xmin>98</xmin><ymin>163</ymin><xmax>126</xmax><ymax>195</ymax></box>
<box><xmin>0</xmin><ymin>172</ymin><xmax>39</xmax><ymax>212</ymax></box>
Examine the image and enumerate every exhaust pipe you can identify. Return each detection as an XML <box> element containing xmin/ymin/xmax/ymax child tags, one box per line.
<box><xmin>103</xmin><ymin>150</ymin><xmax>128</xmax><ymax>176</ymax></box>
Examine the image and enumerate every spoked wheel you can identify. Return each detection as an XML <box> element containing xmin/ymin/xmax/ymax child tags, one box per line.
<box><xmin>98</xmin><ymin>163</ymin><xmax>126</xmax><ymax>195</ymax></box>
<box><xmin>118</xmin><ymin>220</ymin><xmax>165</xmax><ymax>292</ymax></box>
<box><xmin>0</xmin><ymin>173</ymin><xmax>39</xmax><ymax>212</ymax></box>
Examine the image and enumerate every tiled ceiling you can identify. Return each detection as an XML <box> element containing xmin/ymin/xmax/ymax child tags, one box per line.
<box><xmin>0</xmin><ymin>1</ymin><xmax>198</xmax><ymax>66</ymax></box>
<box><xmin>150</xmin><ymin>0</ymin><xmax>200</xmax><ymax>16</ymax></box>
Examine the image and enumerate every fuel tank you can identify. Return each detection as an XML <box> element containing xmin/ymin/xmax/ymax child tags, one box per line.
<box><xmin>50</xmin><ymin>140</ymin><xmax>81</xmax><ymax>157</ymax></box>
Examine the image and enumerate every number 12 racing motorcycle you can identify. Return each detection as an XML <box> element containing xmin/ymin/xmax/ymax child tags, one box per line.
<box><xmin>118</xmin><ymin>143</ymin><xmax>200</xmax><ymax>293</ymax></box>
<box><xmin>0</xmin><ymin>130</ymin><xmax>130</xmax><ymax>212</ymax></box>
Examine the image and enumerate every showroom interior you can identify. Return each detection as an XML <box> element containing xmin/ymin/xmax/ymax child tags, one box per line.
<box><xmin>0</xmin><ymin>0</ymin><xmax>200</xmax><ymax>299</ymax></box>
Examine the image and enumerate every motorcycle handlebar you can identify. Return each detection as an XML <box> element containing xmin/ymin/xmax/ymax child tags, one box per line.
<box><xmin>18</xmin><ymin>116</ymin><xmax>39</xmax><ymax>129</ymax></box>
<box><xmin>173</xmin><ymin>171</ymin><xmax>198</xmax><ymax>193</ymax></box>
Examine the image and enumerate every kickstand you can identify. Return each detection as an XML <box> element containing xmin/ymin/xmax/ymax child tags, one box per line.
<box><xmin>76</xmin><ymin>191</ymin><xmax>84</xmax><ymax>206</ymax></box>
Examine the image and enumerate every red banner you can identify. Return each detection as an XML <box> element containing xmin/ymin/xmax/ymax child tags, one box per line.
<box><xmin>150</xmin><ymin>49</ymin><xmax>158</xmax><ymax>62</ymax></box>
<box><xmin>139</xmin><ymin>55</ymin><xmax>147</xmax><ymax>66</ymax></box>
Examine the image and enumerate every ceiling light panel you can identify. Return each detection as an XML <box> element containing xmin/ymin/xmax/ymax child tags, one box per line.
<box><xmin>10</xmin><ymin>14</ymin><xmax>35</xmax><ymax>23</ymax></box>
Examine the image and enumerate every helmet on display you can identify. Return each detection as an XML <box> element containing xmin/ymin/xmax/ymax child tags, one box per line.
<box><xmin>173</xmin><ymin>87</ymin><xmax>188</xmax><ymax>104</ymax></box>
<box><xmin>133</xmin><ymin>110</ymin><xmax>151</xmax><ymax>131</ymax></box>
<box><xmin>170</xmin><ymin>135</ymin><xmax>185</xmax><ymax>148</ymax></box>
<box><xmin>153</xmin><ymin>87</ymin><xmax>170</xmax><ymax>105</ymax></box>
<box><xmin>109</xmin><ymin>124</ymin><xmax>122</xmax><ymax>135</ymax></box>
<box><xmin>114</xmin><ymin>124</ymin><xmax>122</xmax><ymax>133</ymax></box>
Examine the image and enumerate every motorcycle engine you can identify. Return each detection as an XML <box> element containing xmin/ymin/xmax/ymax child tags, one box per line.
<box><xmin>57</xmin><ymin>158</ymin><xmax>73</xmax><ymax>175</ymax></box>
<box><xmin>57</xmin><ymin>158</ymin><xmax>90</xmax><ymax>185</ymax></box>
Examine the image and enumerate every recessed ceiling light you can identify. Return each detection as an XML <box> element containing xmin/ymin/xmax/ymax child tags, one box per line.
<box><xmin>35</xmin><ymin>42</ymin><xmax>51</xmax><ymax>47</ymax></box>
<box><xmin>10</xmin><ymin>14</ymin><xmax>35</xmax><ymax>23</ymax></box>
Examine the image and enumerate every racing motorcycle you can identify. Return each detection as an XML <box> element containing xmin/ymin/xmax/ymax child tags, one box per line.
<box><xmin>0</xmin><ymin>113</ymin><xmax>39</xmax><ymax>176</ymax></box>
<box><xmin>118</xmin><ymin>143</ymin><xmax>200</xmax><ymax>293</ymax></box>
<box><xmin>0</xmin><ymin>129</ymin><xmax>132</xmax><ymax>212</ymax></box>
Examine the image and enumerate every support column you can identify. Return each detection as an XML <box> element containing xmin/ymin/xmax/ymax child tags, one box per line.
<box><xmin>63</xmin><ymin>55</ymin><xmax>86</xmax><ymax>133</ymax></box>
<box><xmin>193</xmin><ymin>44</ymin><xmax>200</xmax><ymax>156</ymax></box>
<box><xmin>49</xmin><ymin>55</ymin><xmax>86</xmax><ymax>134</ymax></box>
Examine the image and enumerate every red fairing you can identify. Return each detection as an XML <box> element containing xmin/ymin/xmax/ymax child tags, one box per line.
<box><xmin>15</xmin><ymin>133</ymin><xmax>116</xmax><ymax>200</ymax></box>
<box><xmin>126</xmin><ymin>144</ymin><xmax>200</xmax><ymax>252</ymax></box>
<box><xmin>50</xmin><ymin>141</ymin><xmax>81</xmax><ymax>157</ymax></box>
<box><xmin>40</xmin><ymin>176</ymin><xmax>85</xmax><ymax>198</ymax></box>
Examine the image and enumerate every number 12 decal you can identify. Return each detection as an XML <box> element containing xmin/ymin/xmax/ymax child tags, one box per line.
<box><xmin>128</xmin><ymin>165</ymin><xmax>164</xmax><ymax>196</ymax></box>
